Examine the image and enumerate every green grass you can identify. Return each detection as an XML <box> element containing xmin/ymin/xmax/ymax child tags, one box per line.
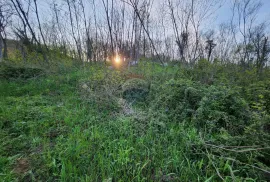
<box><xmin>0</xmin><ymin>63</ymin><xmax>270</xmax><ymax>181</ymax></box>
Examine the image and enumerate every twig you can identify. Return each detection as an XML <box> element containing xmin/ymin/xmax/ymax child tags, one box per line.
<box><xmin>213</xmin><ymin>155</ymin><xmax>270</xmax><ymax>175</ymax></box>
<box><xmin>205</xmin><ymin>147</ymin><xmax>225</xmax><ymax>181</ymax></box>
<box><xmin>205</xmin><ymin>143</ymin><xmax>270</xmax><ymax>153</ymax></box>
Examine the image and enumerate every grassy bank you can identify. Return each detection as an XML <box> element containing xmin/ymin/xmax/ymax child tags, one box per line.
<box><xmin>0</xmin><ymin>62</ymin><xmax>270</xmax><ymax>181</ymax></box>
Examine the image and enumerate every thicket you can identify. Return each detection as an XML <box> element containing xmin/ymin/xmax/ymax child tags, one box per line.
<box><xmin>0</xmin><ymin>59</ymin><xmax>270</xmax><ymax>181</ymax></box>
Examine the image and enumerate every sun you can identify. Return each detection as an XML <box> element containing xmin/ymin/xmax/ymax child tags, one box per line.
<box><xmin>114</xmin><ymin>54</ymin><xmax>121</xmax><ymax>64</ymax></box>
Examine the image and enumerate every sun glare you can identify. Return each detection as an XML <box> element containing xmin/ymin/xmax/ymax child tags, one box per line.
<box><xmin>114</xmin><ymin>55</ymin><xmax>121</xmax><ymax>64</ymax></box>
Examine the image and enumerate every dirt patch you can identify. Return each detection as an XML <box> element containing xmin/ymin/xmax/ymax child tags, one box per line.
<box><xmin>118</xmin><ymin>98</ymin><xmax>134</xmax><ymax>116</ymax></box>
<box><xmin>13</xmin><ymin>158</ymin><xmax>30</xmax><ymax>175</ymax></box>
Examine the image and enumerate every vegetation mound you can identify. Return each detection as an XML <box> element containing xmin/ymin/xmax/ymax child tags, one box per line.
<box><xmin>0</xmin><ymin>64</ymin><xmax>45</xmax><ymax>80</ymax></box>
<box><xmin>122</xmin><ymin>78</ymin><xmax>149</xmax><ymax>102</ymax></box>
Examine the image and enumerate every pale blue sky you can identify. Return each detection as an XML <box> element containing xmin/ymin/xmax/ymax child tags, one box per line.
<box><xmin>12</xmin><ymin>0</ymin><xmax>269</xmax><ymax>38</ymax></box>
<box><xmin>34</xmin><ymin>0</ymin><xmax>270</xmax><ymax>27</ymax></box>
<box><xmin>216</xmin><ymin>0</ymin><xmax>270</xmax><ymax>24</ymax></box>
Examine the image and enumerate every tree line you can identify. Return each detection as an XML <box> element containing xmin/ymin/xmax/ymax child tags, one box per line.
<box><xmin>0</xmin><ymin>0</ymin><xmax>269</xmax><ymax>71</ymax></box>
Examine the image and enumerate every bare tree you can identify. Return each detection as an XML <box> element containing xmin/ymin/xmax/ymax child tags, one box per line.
<box><xmin>101</xmin><ymin>0</ymin><xmax>114</xmax><ymax>57</ymax></box>
<box><xmin>206</xmin><ymin>38</ymin><xmax>216</xmax><ymax>62</ymax></box>
<box><xmin>52</xmin><ymin>2</ymin><xmax>68</xmax><ymax>57</ymax></box>
<box><xmin>66</xmin><ymin>0</ymin><xmax>82</xmax><ymax>61</ymax></box>
<box><xmin>167</xmin><ymin>0</ymin><xmax>190</xmax><ymax>62</ymax></box>
<box><xmin>11</xmin><ymin>0</ymin><xmax>48</xmax><ymax>62</ymax></box>
<box><xmin>231</xmin><ymin>0</ymin><xmax>262</xmax><ymax>64</ymax></box>
<box><xmin>213</xmin><ymin>23</ymin><xmax>235</xmax><ymax>63</ymax></box>
<box><xmin>33</xmin><ymin>0</ymin><xmax>48</xmax><ymax>52</ymax></box>
<box><xmin>250</xmin><ymin>23</ymin><xmax>270</xmax><ymax>75</ymax></box>
<box><xmin>1</xmin><ymin>0</ymin><xmax>268</xmax><ymax>68</ymax></box>
<box><xmin>79</xmin><ymin>0</ymin><xmax>92</xmax><ymax>62</ymax></box>
<box><xmin>121</xmin><ymin>0</ymin><xmax>164</xmax><ymax>65</ymax></box>
<box><xmin>0</xmin><ymin>0</ymin><xmax>13</xmax><ymax>61</ymax></box>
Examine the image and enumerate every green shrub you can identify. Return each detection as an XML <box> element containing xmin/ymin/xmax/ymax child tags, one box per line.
<box><xmin>78</xmin><ymin>69</ymin><xmax>125</xmax><ymax>114</ymax></box>
<box><xmin>193</xmin><ymin>59</ymin><xmax>213</xmax><ymax>84</ymax></box>
<box><xmin>244</xmin><ymin>80</ymin><xmax>270</xmax><ymax>114</ymax></box>
<box><xmin>0</xmin><ymin>64</ymin><xmax>45</xmax><ymax>80</ymax></box>
<box><xmin>150</xmin><ymin>79</ymin><xmax>252</xmax><ymax>136</ymax></box>
<box><xmin>122</xmin><ymin>78</ymin><xmax>149</xmax><ymax>103</ymax></box>
<box><xmin>149</xmin><ymin>79</ymin><xmax>204</xmax><ymax>122</ymax></box>
<box><xmin>194</xmin><ymin>86</ymin><xmax>251</xmax><ymax>135</ymax></box>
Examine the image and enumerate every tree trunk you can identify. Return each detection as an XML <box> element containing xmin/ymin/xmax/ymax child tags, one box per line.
<box><xmin>0</xmin><ymin>34</ymin><xmax>3</xmax><ymax>62</ymax></box>
<box><xmin>3</xmin><ymin>37</ymin><xmax>8</xmax><ymax>59</ymax></box>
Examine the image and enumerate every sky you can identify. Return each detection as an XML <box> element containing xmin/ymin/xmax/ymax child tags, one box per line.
<box><xmin>9</xmin><ymin>0</ymin><xmax>270</xmax><ymax>40</ymax></box>
<box><xmin>216</xmin><ymin>0</ymin><xmax>270</xmax><ymax>24</ymax></box>
<box><xmin>30</xmin><ymin>0</ymin><xmax>270</xmax><ymax>27</ymax></box>
<box><xmin>34</xmin><ymin>0</ymin><xmax>270</xmax><ymax>23</ymax></box>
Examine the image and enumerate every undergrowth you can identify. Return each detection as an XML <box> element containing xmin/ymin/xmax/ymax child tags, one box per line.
<box><xmin>0</xmin><ymin>62</ymin><xmax>270</xmax><ymax>181</ymax></box>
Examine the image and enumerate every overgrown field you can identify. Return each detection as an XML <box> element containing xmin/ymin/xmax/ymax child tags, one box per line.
<box><xmin>0</xmin><ymin>61</ymin><xmax>270</xmax><ymax>181</ymax></box>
